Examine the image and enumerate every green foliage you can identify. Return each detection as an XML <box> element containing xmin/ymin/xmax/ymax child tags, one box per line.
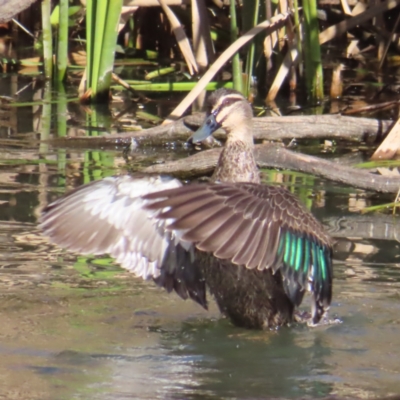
<box><xmin>242</xmin><ymin>0</ymin><xmax>260</xmax><ymax>97</ymax></box>
<box><xmin>230</xmin><ymin>0</ymin><xmax>243</xmax><ymax>93</ymax></box>
<box><xmin>50</xmin><ymin>5</ymin><xmax>81</xmax><ymax>26</ymax></box>
<box><xmin>86</xmin><ymin>0</ymin><xmax>123</xmax><ymax>101</ymax></box>
<box><xmin>41</xmin><ymin>0</ymin><xmax>53</xmax><ymax>80</ymax></box>
<box><xmin>302</xmin><ymin>0</ymin><xmax>324</xmax><ymax>99</ymax></box>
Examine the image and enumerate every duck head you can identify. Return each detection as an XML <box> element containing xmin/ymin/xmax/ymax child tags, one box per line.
<box><xmin>190</xmin><ymin>88</ymin><xmax>253</xmax><ymax>144</ymax></box>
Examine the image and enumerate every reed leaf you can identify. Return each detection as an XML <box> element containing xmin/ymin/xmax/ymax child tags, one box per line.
<box><xmin>41</xmin><ymin>0</ymin><xmax>53</xmax><ymax>80</ymax></box>
<box><xmin>57</xmin><ymin>0</ymin><xmax>69</xmax><ymax>82</ymax></box>
<box><xmin>243</xmin><ymin>0</ymin><xmax>260</xmax><ymax>97</ymax></box>
<box><xmin>230</xmin><ymin>0</ymin><xmax>243</xmax><ymax>92</ymax></box>
<box><xmin>114</xmin><ymin>81</ymin><xmax>233</xmax><ymax>91</ymax></box>
<box><xmin>303</xmin><ymin>0</ymin><xmax>324</xmax><ymax>99</ymax></box>
<box><xmin>86</xmin><ymin>0</ymin><xmax>123</xmax><ymax>101</ymax></box>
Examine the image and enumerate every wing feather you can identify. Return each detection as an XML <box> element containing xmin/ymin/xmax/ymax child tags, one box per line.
<box><xmin>42</xmin><ymin>177</ymin><xmax>333</xmax><ymax>322</ymax></box>
<box><xmin>145</xmin><ymin>182</ymin><xmax>333</xmax><ymax>321</ymax></box>
<box><xmin>231</xmin><ymin>219</ymin><xmax>262</xmax><ymax>267</ymax></box>
<box><xmin>40</xmin><ymin>175</ymin><xmax>207</xmax><ymax>308</ymax></box>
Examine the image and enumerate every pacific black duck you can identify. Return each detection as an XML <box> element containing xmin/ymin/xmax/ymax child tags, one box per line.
<box><xmin>40</xmin><ymin>88</ymin><xmax>333</xmax><ymax>329</ymax></box>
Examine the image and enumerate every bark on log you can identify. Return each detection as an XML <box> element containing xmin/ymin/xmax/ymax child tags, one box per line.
<box><xmin>251</xmin><ymin>114</ymin><xmax>392</xmax><ymax>143</ymax></box>
<box><xmin>46</xmin><ymin>113</ymin><xmax>400</xmax><ymax>193</ymax></box>
<box><xmin>0</xmin><ymin>0</ymin><xmax>37</xmax><ymax>22</ymax></box>
<box><xmin>49</xmin><ymin>114</ymin><xmax>394</xmax><ymax>147</ymax></box>
<box><xmin>143</xmin><ymin>143</ymin><xmax>400</xmax><ymax>193</ymax></box>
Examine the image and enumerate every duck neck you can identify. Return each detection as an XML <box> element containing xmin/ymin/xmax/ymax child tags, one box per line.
<box><xmin>212</xmin><ymin>136</ymin><xmax>260</xmax><ymax>184</ymax></box>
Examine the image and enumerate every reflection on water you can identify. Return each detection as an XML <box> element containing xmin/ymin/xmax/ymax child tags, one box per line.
<box><xmin>0</xmin><ymin>104</ymin><xmax>400</xmax><ymax>399</ymax></box>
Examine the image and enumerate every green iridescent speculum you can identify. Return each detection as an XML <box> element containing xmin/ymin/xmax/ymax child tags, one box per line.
<box><xmin>280</xmin><ymin>230</ymin><xmax>330</xmax><ymax>291</ymax></box>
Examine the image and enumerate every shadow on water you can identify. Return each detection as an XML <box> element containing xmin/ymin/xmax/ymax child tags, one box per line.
<box><xmin>0</xmin><ymin>77</ymin><xmax>400</xmax><ymax>399</ymax></box>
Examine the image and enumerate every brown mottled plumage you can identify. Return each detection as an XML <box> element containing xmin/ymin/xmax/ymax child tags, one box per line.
<box><xmin>40</xmin><ymin>88</ymin><xmax>333</xmax><ymax>329</ymax></box>
<box><xmin>212</xmin><ymin>140</ymin><xmax>259</xmax><ymax>184</ymax></box>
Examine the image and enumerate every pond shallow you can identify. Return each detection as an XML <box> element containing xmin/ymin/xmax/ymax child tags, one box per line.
<box><xmin>0</xmin><ymin>108</ymin><xmax>400</xmax><ymax>399</ymax></box>
<box><xmin>1</xmin><ymin>257</ymin><xmax>400</xmax><ymax>400</ymax></box>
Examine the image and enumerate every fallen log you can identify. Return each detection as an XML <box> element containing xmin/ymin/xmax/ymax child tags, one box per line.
<box><xmin>48</xmin><ymin>114</ymin><xmax>393</xmax><ymax>147</ymax></box>
<box><xmin>143</xmin><ymin>143</ymin><xmax>400</xmax><ymax>193</ymax></box>
<box><xmin>45</xmin><ymin>113</ymin><xmax>400</xmax><ymax>193</ymax></box>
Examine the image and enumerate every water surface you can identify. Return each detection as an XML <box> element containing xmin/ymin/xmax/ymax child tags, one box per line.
<box><xmin>0</xmin><ymin>94</ymin><xmax>399</xmax><ymax>400</ymax></box>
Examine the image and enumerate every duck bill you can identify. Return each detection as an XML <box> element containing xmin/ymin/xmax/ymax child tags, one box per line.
<box><xmin>189</xmin><ymin>114</ymin><xmax>221</xmax><ymax>143</ymax></box>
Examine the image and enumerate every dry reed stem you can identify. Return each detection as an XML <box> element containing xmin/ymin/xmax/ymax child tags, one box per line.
<box><xmin>340</xmin><ymin>0</ymin><xmax>352</xmax><ymax>16</ymax></box>
<box><xmin>191</xmin><ymin>0</ymin><xmax>211</xmax><ymax>71</ymax></box>
<box><xmin>165</xmin><ymin>12</ymin><xmax>292</xmax><ymax>123</ymax></box>
<box><xmin>319</xmin><ymin>0</ymin><xmax>400</xmax><ymax>44</ymax></box>
<box><xmin>266</xmin><ymin>40</ymin><xmax>299</xmax><ymax>102</ymax></box>
<box><xmin>158</xmin><ymin>0</ymin><xmax>198</xmax><ymax>74</ymax></box>
<box><xmin>268</xmin><ymin>0</ymin><xmax>400</xmax><ymax>101</ymax></box>
<box><xmin>371</xmin><ymin>116</ymin><xmax>400</xmax><ymax>160</ymax></box>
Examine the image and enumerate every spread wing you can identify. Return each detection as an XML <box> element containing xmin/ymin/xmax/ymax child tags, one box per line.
<box><xmin>40</xmin><ymin>175</ymin><xmax>207</xmax><ymax>308</ymax></box>
<box><xmin>144</xmin><ymin>182</ymin><xmax>333</xmax><ymax>323</ymax></box>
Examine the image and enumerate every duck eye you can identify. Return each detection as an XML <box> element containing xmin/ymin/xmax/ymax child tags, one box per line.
<box><xmin>221</xmin><ymin>98</ymin><xmax>240</xmax><ymax>108</ymax></box>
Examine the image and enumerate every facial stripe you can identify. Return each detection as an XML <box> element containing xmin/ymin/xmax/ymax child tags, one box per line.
<box><xmin>213</xmin><ymin>93</ymin><xmax>244</xmax><ymax>110</ymax></box>
<box><xmin>212</xmin><ymin>94</ymin><xmax>245</xmax><ymax>124</ymax></box>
